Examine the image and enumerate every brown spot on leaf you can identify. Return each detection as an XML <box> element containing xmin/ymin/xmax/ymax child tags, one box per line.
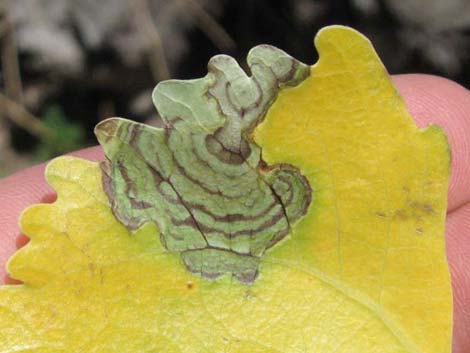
<box><xmin>394</xmin><ymin>209</ymin><xmax>408</xmax><ymax>220</ymax></box>
<box><xmin>422</xmin><ymin>203</ymin><xmax>434</xmax><ymax>215</ymax></box>
<box><xmin>410</xmin><ymin>201</ymin><xmax>435</xmax><ymax>215</ymax></box>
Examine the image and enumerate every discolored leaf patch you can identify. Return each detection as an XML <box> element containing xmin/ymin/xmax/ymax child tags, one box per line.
<box><xmin>95</xmin><ymin>46</ymin><xmax>312</xmax><ymax>283</ymax></box>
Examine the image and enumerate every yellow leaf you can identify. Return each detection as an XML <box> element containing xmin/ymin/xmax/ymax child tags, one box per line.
<box><xmin>0</xmin><ymin>26</ymin><xmax>451</xmax><ymax>353</ymax></box>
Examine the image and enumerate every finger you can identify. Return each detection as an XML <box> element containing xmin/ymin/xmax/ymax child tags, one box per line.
<box><xmin>0</xmin><ymin>146</ymin><xmax>103</xmax><ymax>282</ymax></box>
<box><xmin>446</xmin><ymin>202</ymin><xmax>470</xmax><ymax>353</ymax></box>
<box><xmin>392</xmin><ymin>74</ymin><xmax>470</xmax><ymax>212</ymax></box>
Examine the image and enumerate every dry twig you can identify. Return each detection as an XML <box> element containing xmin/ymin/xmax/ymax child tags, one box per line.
<box><xmin>133</xmin><ymin>0</ymin><xmax>171</xmax><ymax>82</ymax></box>
<box><xmin>177</xmin><ymin>0</ymin><xmax>235</xmax><ymax>51</ymax></box>
<box><xmin>1</xmin><ymin>1</ymin><xmax>23</xmax><ymax>101</ymax></box>
<box><xmin>0</xmin><ymin>92</ymin><xmax>54</xmax><ymax>139</ymax></box>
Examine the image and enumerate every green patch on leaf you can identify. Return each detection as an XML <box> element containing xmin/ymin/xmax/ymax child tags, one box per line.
<box><xmin>95</xmin><ymin>46</ymin><xmax>312</xmax><ymax>283</ymax></box>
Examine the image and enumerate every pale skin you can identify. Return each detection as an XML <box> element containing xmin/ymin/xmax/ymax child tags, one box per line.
<box><xmin>0</xmin><ymin>74</ymin><xmax>468</xmax><ymax>352</ymax></box>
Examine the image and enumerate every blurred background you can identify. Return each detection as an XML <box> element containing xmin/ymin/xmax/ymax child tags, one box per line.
<box><xmin>0</xmin><ymin>0</ymin><xmax>469</xmax><ymax>176</ymax></box>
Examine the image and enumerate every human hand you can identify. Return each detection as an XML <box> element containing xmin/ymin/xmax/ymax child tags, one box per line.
<box><xmin>0</xmin><ymin>74</ymin><xmax>468</xmax><ymax>352</ymax></box>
